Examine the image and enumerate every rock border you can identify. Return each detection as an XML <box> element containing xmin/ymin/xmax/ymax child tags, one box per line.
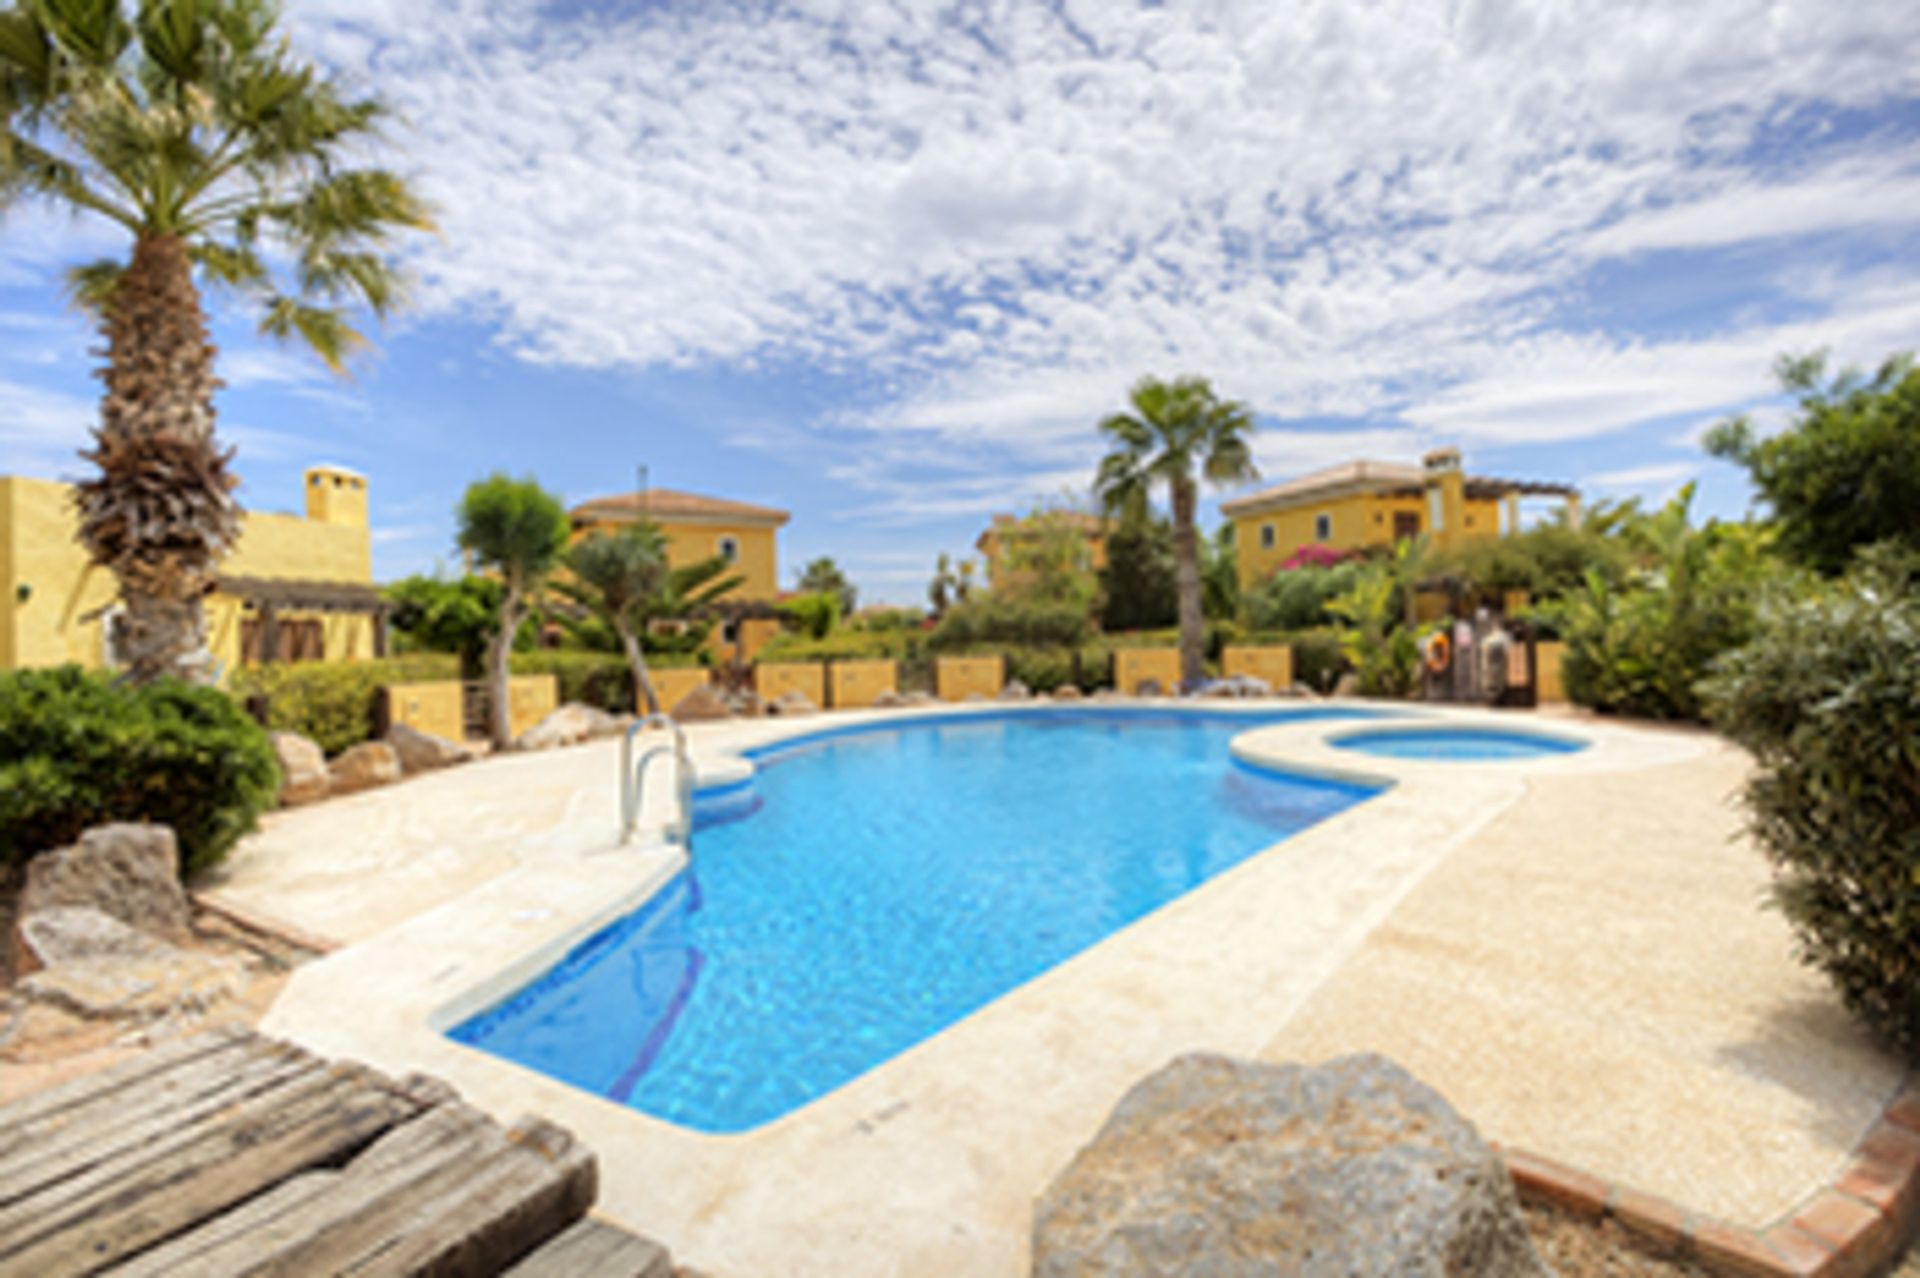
<box><xmin>1498</xmin><ymin>1071</ymin><xmax>1920</xmax><ymax>1278</ymax></box>
<box><xmin>190</xmin><ymin>892</ymin><xmax>341</xmax><ymax>957</ymax></box>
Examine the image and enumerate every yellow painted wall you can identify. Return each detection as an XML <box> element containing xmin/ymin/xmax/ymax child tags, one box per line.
<box><xmin>508</xmin><ymin>674</ymin><xmax>558</xmax><ymax>738</ymax></box>
<box><xmin>385</xmin><ymin>681</ymin><xmax>466</xmax><ymax>742</ymax></box>
<box><xmin>0</xmin><ymin>470</ymin><xmax>374</xmax><ymax>679</ymax></box>
<box><xmin>573</xmin><ymin>517</ymin><xmax>779</xmax><ymax>600</ymax></box>
<box><xmin>1114</xmin><ymin>648</ymin><xmax>1181</xmax><ymax>695</ymax></box>
<box><xmin>755</xmin><ymin>661</ymin><xmax>825</xmax><ymax>707</ymax></box>
<box><xmin>937</xmin><ymin>655</ymin><xmax>1002</xmax><ymax>701</ymax></box>
<box><xmin>648</xmin><ymin>667</ymin><xmax>712</xmax><ymax>714</ymax></box>
<box><xmin>1233</xmin><ymin>491</ymin><xmax>1506</xmax><ymax>593</ymax></box>
<box><xmin>829</xmin><ymin>659</ymin><xmax>897</xmax><ymax>709</ymax></box>
<box><xmin>1222</xmin><ymin>645</ymin><xmax>1293</xmax><ymax>690</ymax></box>
<box><xmin>702</xmin><ymin>615</ymin><xmax>782</xmax><ymax>666</ymax></box>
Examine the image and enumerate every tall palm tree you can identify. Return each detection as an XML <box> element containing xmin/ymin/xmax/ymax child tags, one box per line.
<box><xmin>1095</xmin><ymin>375</ymin><xmax>1258</xmax><ymax>688</ymax></box>
<box><xmin>1</xmin><ymin>0</ymin><xmax>430</xmax><ymax>683</ymax></box>
<box><xmin>456</xmin><ymin>474</ymin><xmax>568</xmax><ymax>750</ymax></box>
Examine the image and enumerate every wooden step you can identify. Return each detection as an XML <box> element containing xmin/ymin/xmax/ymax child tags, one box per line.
<box><xmin>504</xmin><ymin>1217</ymin><xmax>674</xmax><ymax>1278</ymax></box>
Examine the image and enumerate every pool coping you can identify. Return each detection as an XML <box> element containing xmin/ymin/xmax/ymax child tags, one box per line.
<box><xmin>254</xmin><ymin>697</ymin><xmax>1722</xmax><ymax>1276</ymax></box>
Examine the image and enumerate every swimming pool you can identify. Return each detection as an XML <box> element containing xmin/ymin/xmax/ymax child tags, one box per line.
<box><xmin>449</xmin><ymin>708</ymin><xmax>1379</xmax><ymax>1133</ymax></box>
<box><xmin>1331</xmin><ymin>725</ymin><xmax>1587</xmax><ymax>760</ymax></box>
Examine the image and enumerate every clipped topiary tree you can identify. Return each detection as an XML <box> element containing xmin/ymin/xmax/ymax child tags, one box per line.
<box><xmin>0</xmin><ymin>666</ymin><xmax>279</xmax><ymax>877</ymax></box>
<box><xmin>1703</xmin><ymin>547</ymin><xmax>1920</xmax><ymax>1057</ymax></box>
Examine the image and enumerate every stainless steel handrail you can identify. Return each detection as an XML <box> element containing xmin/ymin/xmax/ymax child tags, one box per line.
<box><xmin>620</xmin><ymin>713</ymin><xmax>693</xmax><ymax>847</ymax></box>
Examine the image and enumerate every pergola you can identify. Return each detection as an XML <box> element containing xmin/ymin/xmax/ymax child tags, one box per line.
<box><xmin>218</xmin><ymin>575</ymin><xmax>392</xmax><ymax>663</ymax></box>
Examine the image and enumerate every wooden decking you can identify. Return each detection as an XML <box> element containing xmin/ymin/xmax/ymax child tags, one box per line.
<box><xmin>0</xmin><ymin>1026</ymin><xmax>671</xmax><ymax>1276</ymax></box>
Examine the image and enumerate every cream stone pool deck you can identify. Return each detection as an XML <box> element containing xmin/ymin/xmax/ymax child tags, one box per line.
<box><xmin>209</xmin><ymin>701</ymin><xmax>1906</xmax><ymax>1277</ymax></box>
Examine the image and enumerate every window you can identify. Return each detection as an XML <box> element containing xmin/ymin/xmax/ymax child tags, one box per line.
<box><xmin>1313</xmin><ymin>513</ymin><xmax>1332</xmax><ymax>541</ymax></box>
<box><xmin>1259</xmin><ymin>524</ymin><xmax>1275</xmax><ymax>550</ymax></box>
<box><xmin>721</xmin><ymin>619</ymin><xmax>740</xmax><ymax>644</ymax></box>
<box><xmin>718</xmin><ymin>536</ymin><xmax>739</xmax><ymax>563</ymax></box>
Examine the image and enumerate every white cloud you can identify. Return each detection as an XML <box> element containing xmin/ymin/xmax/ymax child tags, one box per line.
<box><xmin>1584</xmin><ymin>461</ymin><xmax>1700</xmax><ymax>489</ymax></box>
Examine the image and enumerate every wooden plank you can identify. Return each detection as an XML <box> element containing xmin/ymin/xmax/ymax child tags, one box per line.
<box><xmin>0</xmin><ymin>1048</ymin><xmax>322</xmax><ymax>1208</ymax></box>
<box><xmin>0</xmin><ymin>1064</ymin><xmax>420</xmax><ymax>1275</ymax></box>
<box><xmin>108</xmin><ymin>1103</ymin><xmax>498</xmax><ymax>1278</ymax></box>
<box><xmin>504</xmin><ymin>1218</ymin><xmax>673</xmax><ymax>1278</ymax></box>
<box><xmin>0</xmin><ymin>1028</ymin><xmax>256</xmax><ymax>1153</ymax></box>
<box><xmin>261</xmin><ymin>1116</ymin><xmax>596</xmax><ymax>1278</ymax></box>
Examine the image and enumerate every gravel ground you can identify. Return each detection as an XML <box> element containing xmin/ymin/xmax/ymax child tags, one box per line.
<box><xmin>1523</xmin><ymin>1201</ymin><xmax>1711</xmax><ymax>1277</ymax></box>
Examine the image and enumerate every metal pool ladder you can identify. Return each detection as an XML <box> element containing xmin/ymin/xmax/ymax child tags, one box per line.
<box><xmin>620</xmin><ymin>713</ymin><xmax>694</xmax><ymax>847</ymax></box>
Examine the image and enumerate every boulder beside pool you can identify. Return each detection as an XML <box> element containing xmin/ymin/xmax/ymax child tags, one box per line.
<box><xmin>1032</xmin><ymin>1052</ymin><xmax>1546</xmax><ymax>1278</ymax></box>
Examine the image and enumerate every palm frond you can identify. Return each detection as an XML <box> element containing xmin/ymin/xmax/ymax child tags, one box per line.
<box><xmin>260</xmin><ymin>294</ymin><xmax>364</xmax><ymax>372</ymax></box>
<box><xmin>64</xmin><ymin>255</ymin><xmax>122</xmax><ymax>311</ymax></box>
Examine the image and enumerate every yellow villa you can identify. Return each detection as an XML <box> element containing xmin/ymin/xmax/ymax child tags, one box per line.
<box><xmin>975</xmin><ymin>510</ymin><xmax>1109</xmax><ymax>590</ymax></box>
<box><xmin>567</xmin><ymin>486</ymin><xmax>789</xmax><ymax>664</ymax></box>
<box><xmin>0</xmin><ymin>463</ymin><xmax>385</xmax><ymax>678</ymax></box>
<box><xmin>1223</xmin><ymin>448</ymin><xmax>1580</xmax><ymax>593</ymax></box>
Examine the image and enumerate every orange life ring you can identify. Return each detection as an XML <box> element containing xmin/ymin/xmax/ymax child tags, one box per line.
<box><xmin>1424</xmin><ymin>632</ymin><xmax>1451</xmax><ymax>673</ymax></box>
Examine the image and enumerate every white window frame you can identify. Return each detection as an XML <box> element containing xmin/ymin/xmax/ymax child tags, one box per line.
<box><xmin>717</xmin><ymin>536</ymin><xmax>740</xmax><ymax>564</ymax></box>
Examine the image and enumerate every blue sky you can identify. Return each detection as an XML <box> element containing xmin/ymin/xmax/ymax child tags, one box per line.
<box><xmin>4</xmin><ymin>0</ymin><xmax>1919</xmax><ymax>604</ymax></box>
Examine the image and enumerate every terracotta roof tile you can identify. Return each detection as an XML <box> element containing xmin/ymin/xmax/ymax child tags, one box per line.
<box><xmin>571</xmin><ymin>487</ymin><xmax>789</xmax><ymax>526</ymax></box>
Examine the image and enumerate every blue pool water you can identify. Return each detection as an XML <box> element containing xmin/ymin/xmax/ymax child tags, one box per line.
<box><xmin>1332</xmin><ymin>726</ymin><xmax>1587</xmax><ymax>760</ymax></box>
<box><xmin>450</xmin><ymin>708</ymin><xmax>1378</xmax><ymax>1133</ymax></box>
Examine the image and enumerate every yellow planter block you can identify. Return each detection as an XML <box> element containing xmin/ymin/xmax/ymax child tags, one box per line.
<box><xmin>1114</xmin><ymin>648</ymin><xmax>1180</xmax><ymax>695</ymax></box>
<box><xmin>1535</xmin><ymin>641</ymin><xmax>1568</xmax><ymax>704</ymax></box>
<box><xmin>646</xmin><ymin>667</ymin><xmax>712</xmax><ymax>715</ymax></box>
<box><xmin>383</xmin><ymin>680</ymin><xmax>464</xmax><ymax>743</ymax></box>
<box><xmin>829</xmin><ymin>660</ymin><xmax>897</xmax><ymax>709</ymax></box>
<box><xmin>936</xmin><ymin>655</ymin><xmax>1003</xmax><ymax>702</ymax></box>
<box><xmin>755</xmin><ymin>662</ymin><xmax>826</xmax><ymax>708</ymax></box>
<box><xmin>1222</xmin><ymin>645</ymin><xmax>1293</xmax><ymax>691</ymax></box>
<box><xmin>507</xmin><ymin>674</ymin><xmax>558</xmax><ymax>739</ymax></box>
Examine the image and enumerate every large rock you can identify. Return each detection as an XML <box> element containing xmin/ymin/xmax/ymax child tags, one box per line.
<box><xmin>1051</xmin><ymin>685</ymin><xmax>1083</xmax><ymax>701</ymax></box>
<box><xmin>270</xmin><ymin>731</ymin><xmax>329</xmax><ymax>806</ymax></box>
<box><xmin>328</xmin><ymin>741</ymin><xmax>402</xmax><ymax>794</ymax></box>
<box><xmin>8</xmin><ymin>907</ymin><xmax>244</xmax><ymax>1031</ymax></box>
<box><xmin>671</xmin><ymin>683</ymin><xmax>732</xmax><ymax>723</ymax></box>
<box><xmin>871</xmin><ymin>689</ymin><xmax>909</xmax><ymax>709</ymax></box>
<box><xmin>999</xmin><ymin>680</ymin><xmax>1033</xmax><ymax>701</ymax></box>
<box><xmin>387</xmin><ymin>722</ymin><xmax>474</xmax><ymax>773</ymax></box>
<box><xmin>19</xmin><ymin>907</ymin><xmax>169</xmax><ymax>968</ymax></box>
<box><xmin>1033</xmin><ymin>1053</ymin><xmax>1546</xmax><ymax>1278</ymax></box>
<box><xmin>21</xmin><ymin>824</ymin><xmax>190</xmax><ymax>944</ymax></box>
<box><xmin>515</xmin><ymin>702</ymin><xmax>628</xmax><ymax>751</ymax></box>
<box><xmin>769</xmin><ymin>690</ymin><xmax>818</xmax><ymax>716</ymax></box>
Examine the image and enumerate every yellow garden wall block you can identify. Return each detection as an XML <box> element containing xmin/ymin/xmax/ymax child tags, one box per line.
<box><xmin>1113</xmin><ymin>648</ymin><xmax>1181</xmax><ymax>695</ymax></box>
<box><xmin>829</xmin><ymin>660</ymin><xmax>897</xmax><ymax>710</ymax></box>
<box><xmin>1222</xmin><ymin>645</ymin><xmax>1293</xmax><ymax>691</ymax></box>
<box><xmin>647</xmin><ymin>667</ymin><xmax>713</xmax><ymax>715</ymax></box>
<box><xmin>755</xmin><ymin>662</ymin><xmax>826</xmax><ymax>708</ymax></box>
<box><xmin>507</xmin><ymin>675</ymin><xmax>558</xmax><ymax>739</ymax></box>
<box><xmin>384</xmin><ymin>681</ymin><xmax>466</xmax><ymax>743</ymax></box>
<box><xmin>936</xmin><ymin>655</ymin><xmax>1003</xmax><ymax>701</ymax></box>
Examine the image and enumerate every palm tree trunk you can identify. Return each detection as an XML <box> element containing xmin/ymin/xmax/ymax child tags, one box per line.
<box><xmin>489</xmin><ymin>585</ymin><xmax>521</xmax><ymax>749</ymax></box>
<box><xmin>1171</xmin><ymin>476</ymin><xmax>1205</xmax><ymax>689</ymax></box>
<box><xmin>73</xmin><ymin>234</ymin><xmax>240</xmax><ymax>685</ymax></box>
<box><xmin>619</xmin><ymin>619</ymin><xmax>661</xmax><ymax>717</ymax></box>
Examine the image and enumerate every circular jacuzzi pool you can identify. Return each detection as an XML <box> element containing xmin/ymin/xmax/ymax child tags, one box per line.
<box><xmin>1331</xmin><ymin>725</ymin><xmax>1588</xmax><ymax>760</ymax></box>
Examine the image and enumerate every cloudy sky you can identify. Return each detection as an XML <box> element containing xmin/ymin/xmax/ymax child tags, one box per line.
<box><xmin>4</xmin><ymin>0</ymin><xmax>1919</xmax><ymax>603</ymax></box>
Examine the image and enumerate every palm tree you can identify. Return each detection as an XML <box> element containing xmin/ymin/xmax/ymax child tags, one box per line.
<box><xmin>553</xmin><ymin>525</ymin><xmax>670</xmax><ymax>716</ymax></box>
<box><xmin>1</xmin><ymin>0</ymin><xmax>430</xmax><ymax>683</ymax></box>
<box><xmin>1095</xmin><ymin>375</ymin><xmax>1258</xmax><ymax>688</ymax></box>
<box><xmin>456</xmin><ymin>475</ymin><xmax>569</xmax><ymax>749</ymax></box>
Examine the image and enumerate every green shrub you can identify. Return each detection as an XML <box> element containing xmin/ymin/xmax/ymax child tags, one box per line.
<box><xmin>759</xmin><ymin>629</ymin><xmax>916</xmax><ymax>663</ymax></box>
<box><xmin>1702</xmin><ymin>550</ymin><xmax>1920</xmax><ymax>1056</ymax></box>
<box><xmin>232</xmin><ymin>655</ymin><xmax>458</xmax><ymax>755</ymax></box>
<box><xmin>1285</xmin><ymin>627</ymin><xmax>1349</xmax><ymax>693</ymax></box>
<box><xmin>508</xmin><ymin>649</ymin><xmax>700</xmax><ymax>714</ymax></box>
<box><xmin>0</xmin><ymin>667</ymin><xmax>279</xmax><ymax>876</ymax></box>
<box><xmin>928</xmin><ymin>599</ymin><xmax>1093</xmax><ymax>650</ymax></box>
<box><xmin>1245</xmin><ymin>560</ymin><xmax>1366</xmax><ymax>631</ymax></box>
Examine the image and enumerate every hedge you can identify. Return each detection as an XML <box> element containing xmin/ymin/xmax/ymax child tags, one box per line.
<box><xmin>231</xmin><ymin>655</ymin><xmax>458</xmax><ymax>756</ymax></box>
<box><xmin>1</xmin><ymin>666</ymin><xmax>279</xmax><ymax>875</ymax></box>
<box><xmin>1704</xmin><ymin>553</ymin><xmax>1920</xmax><ymax>1056</ymax></box>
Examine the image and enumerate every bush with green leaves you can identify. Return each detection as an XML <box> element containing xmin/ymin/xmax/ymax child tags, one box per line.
<box><xmin>232</xmin><ymin>655</ymin><xmax>459</xmax><ymax>755</ymax></box>
<box><xmin>928</xmin><ymin>598</ymin><xmax>1093</xmax><ymax>650</ymax></box>
<box><xmin>1539</xmin><ymin>488</ymin><xmax>1775</xmax><ymax>720</ymax></box>
<box><xmin>780</xmin><ymin>592</ymin><xmax>842</xmax><ymax>640</ymax></box>
<box><xmin>510</xmin><ymin>649</ymin><xmax>700</xmax><ymax>714</ymax></box>
<box><xmin>1326</xmin><ymin>554</ymin><xmax>1422</xmax><ymax>698</ymax></box>
<box><xmin>0</xmin><ymin>667</ymin><xmax>279</xmax><ymax>876</ymax></box>
<box><xmin>1702</xmin><ymin>549</ymin><xmax>1920</xmax><ymax>1056</ymax></box>
<box><xmin>1245</xmin><ymin>560</ymin><xmax>1366</xmax><ymax>631</ymax></box>
<box><xmin>1285</xmin><ymin>627</ymin><xmax>1349</xmax><ymax>693</ymax></box>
